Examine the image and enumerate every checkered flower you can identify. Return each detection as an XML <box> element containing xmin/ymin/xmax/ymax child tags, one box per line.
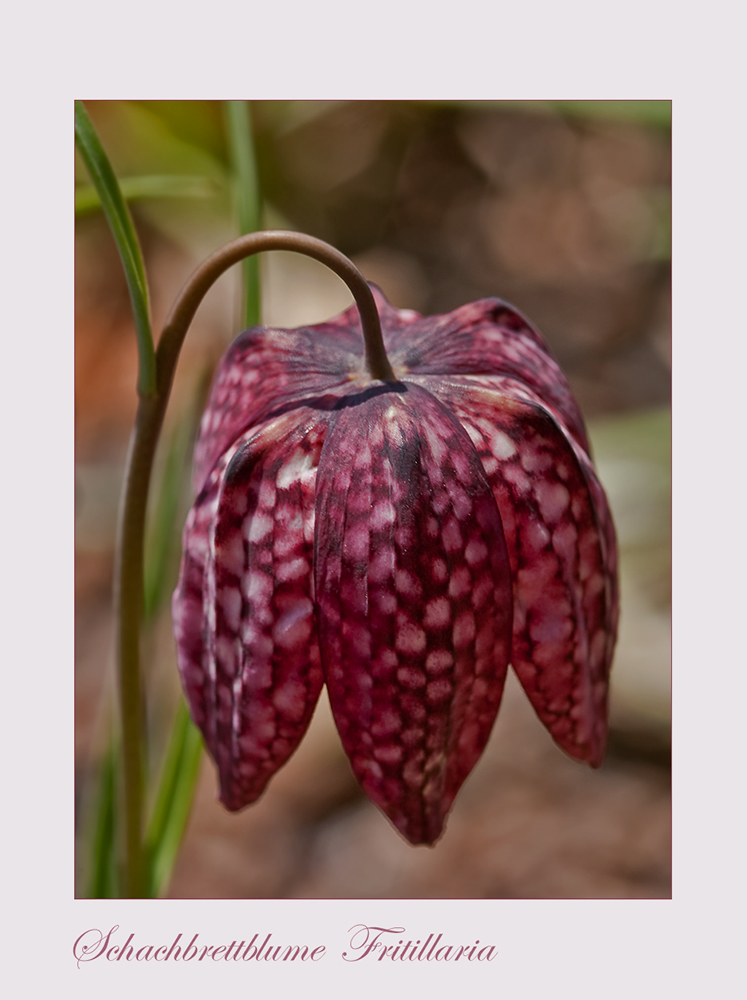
<box><xmin>172</xmin><ymin>288</ymin><xmax>618</xmax><ymax>845</ymax></box>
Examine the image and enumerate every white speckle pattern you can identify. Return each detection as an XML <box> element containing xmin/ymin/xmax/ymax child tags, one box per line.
<box><xmin>423</xmin><ymin>597</ymin><xmax>451</xmax><ymax>629</ymax></box>
<box><xmin>406</xmin><ymin>374</ymin><xmax>617</xmax><ymax>766</ymax></box>
<box><xmin>313</xmin><ymin>383</ymin><xmax>512</xmax><ymax>843</ymax></box>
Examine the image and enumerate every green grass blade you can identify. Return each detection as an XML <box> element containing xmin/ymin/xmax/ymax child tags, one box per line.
<box><xmin>74</xmin><ymin>100</ymin><xmax>157</xmax><ymax>397</ymax></box>
<box><xmin>75</xmin><ymin>174</ymin><xmax>218</xmax><ymax>217</ymax></box>
<box><xmin>144</xmin><ymin>698</ymin><xmax>203</xmax><ymax>897</ymax></box>
<box><xmin>85</xmin><ymin>741</ymin><xmax>119</xmax><ymax>898</ymax></box>
<box><xmin>224</xmin><ymin>100</ymin><xmax>261</xmax><ymax>328</ymax></box>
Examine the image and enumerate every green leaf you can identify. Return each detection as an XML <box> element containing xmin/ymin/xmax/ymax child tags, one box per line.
<box><xmin>75</xmin><ymin>174</ymin><xmax>219</xmax><ymax>217</ymax></box>
<box><xmin>74</xmin><ymin>101</ymin><xmax>157</xmax><ymax>397</ymax></box>
<box><xmin>144</xmin><ymin>698</ymin><xmax>203</xmax><ymax>897</ymax></box>
<box><xmin>224</xmin><ymin>100</ymin><xmax>262</xmax><ymax>328</ymax></box>
<box><xmin>85</xmin><ymin>741</ymin><xmax>119</xmax><ymax>898</ymax></box>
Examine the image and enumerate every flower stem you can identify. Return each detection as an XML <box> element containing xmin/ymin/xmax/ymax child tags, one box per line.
<box><xmin>116</xmin><ymin>230</ymin><xmax>391</xmax><ymax>895</ymax></box>
<box><xmin>115</xmin><ymin>394</ymin><xmax>162</xmax><ymax>897</ymax></box>
<box><xmin>158</xmin><ymin>231</ymin><xmax>395</xmax><ymax>382</ymax></box>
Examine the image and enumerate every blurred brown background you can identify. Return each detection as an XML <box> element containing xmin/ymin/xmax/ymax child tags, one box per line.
<box><xmin>75</xmin><ymin>100</ymin><xmax>671</xmax><ymax>898</ymax></box>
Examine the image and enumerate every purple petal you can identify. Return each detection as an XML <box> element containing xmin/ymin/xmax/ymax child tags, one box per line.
<box><xmin>172</xmin><ymin>460</ymin><xmax>226</xmax><ymax>756</ymax></box>
<box><xmin>414</xmin><ymin>375</ymin><xmax>617</xmax><ymax>766</ymax></box>
<box><xmin>382</xmin><ymin>295</ymin><xmax>590</xmax><ymax>453</ymax></box>
<box><xmin>175</xmin><ymin>409</ymin><xmax>329</xmax><ymax>810</ymax></box>
<box><xmin>314</xmin><ymin>382</ymin><xmax>513</xmax><ymax>844</ymax></box>
<box><xmin>193</xmin><ymin>323</ymin><xmax>363</xmax><ymax>493</ymax></box>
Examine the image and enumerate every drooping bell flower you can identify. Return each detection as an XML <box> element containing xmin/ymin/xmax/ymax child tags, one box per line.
<box><xmin>172</xmin><ymin>286</ymin><xmax>618</xmax><ymax>845</ymax></box>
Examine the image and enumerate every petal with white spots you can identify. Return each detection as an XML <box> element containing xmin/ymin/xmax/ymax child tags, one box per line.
<box><xmin>314</xmin><ymin>382</ymin><xmax>513</xmax><ymax>844</ymax></box>
<box><xmin>175</xmin><ymin>409</ymin><xmax>329</xmax><ymax>810</ymax></box>
<box><xmin>413</xmin><ymin>375</ymin><xmax>617</xmax><ymax>766</ymax></box>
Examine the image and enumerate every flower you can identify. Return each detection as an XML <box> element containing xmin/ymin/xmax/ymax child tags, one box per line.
<box><xmin>172</xmin><ymin>288</ymin><xmax>618</xmax><ymax>845</ymax></box>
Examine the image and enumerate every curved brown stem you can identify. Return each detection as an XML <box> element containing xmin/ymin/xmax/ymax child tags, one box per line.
<box><xmin>158</xmin><ymin>230</ymin><xmax>394</xmax><ymax>389</ymax></box>
<box><xmin>115</xmin><ymin>231</ymin><xmax>391</xmax><ymax>896</ymax></box>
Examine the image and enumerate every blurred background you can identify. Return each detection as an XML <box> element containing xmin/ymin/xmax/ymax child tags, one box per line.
<box><xmin>75</xmin><ymin>100</ymin><xmax>671</xmax><ymax>898</ymax></box>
